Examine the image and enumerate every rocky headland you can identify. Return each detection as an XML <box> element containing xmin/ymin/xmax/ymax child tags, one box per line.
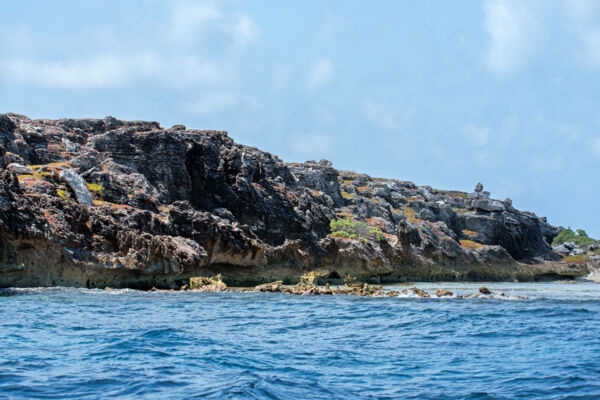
<box><xmin>0</xmin><ymin>113</ymin><xmax>593</xmax><ymax>289</ymax></box>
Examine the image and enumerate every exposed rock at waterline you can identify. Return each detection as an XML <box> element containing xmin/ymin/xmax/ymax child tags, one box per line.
<box><xmin>254</xmin><ymin>281</ymin><xmax>283</xmax><ymax>292</ymax></box>
<box><xmin>189</xmin><ymin>274</ymin><xmax>227</xmax><ymax>292</ymax></box>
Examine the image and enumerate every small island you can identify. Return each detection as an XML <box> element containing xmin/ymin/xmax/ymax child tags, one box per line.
<box><xmin>0</xmin><ymin>113</ymin><xmax>596</xmax><ymax>289</ymax></box>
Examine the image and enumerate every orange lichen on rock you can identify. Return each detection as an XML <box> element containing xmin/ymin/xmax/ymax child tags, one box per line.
<box><xmin>93</xmin><ymin>200</ymin><xmax>132</xmax><ymax>210</ymax></box>
<box><xmin>460</xmin><ymin>239</ymin><xmax>485</xmax><ymax>250</ymax></box>
<box><xmin>402</xmin><ymin>207</ymin><xmax>423</xmax><ymax>224</ymax></box>
<box><xmin>365</xmin><ymin>217</ymin><xmax>385</xmax><ymax>228</ymax></box>
<box><xmin>43</xmin><ymin>210</ymin><xmax>58</xmax><ymax>227</ymax></box>
<box><xmin>462</xmin><ymin>229</ymin><xmax>477</xmax><ymax>237</ymax></box>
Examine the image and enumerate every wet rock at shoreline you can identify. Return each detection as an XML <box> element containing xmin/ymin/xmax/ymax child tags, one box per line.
<box><xmin>255</xmin><ymin>281</ymin><xmax>283</xmax><ymax>292</ymax></box>
<box><xmin>189</xmin><ymin>275</ymin><xmax>227</xmax><ymax>292</ymax></box>
<box><xmin>479</xmin><ymin>286</ymin><xmax>491</xmax><ymax>295</ymax></box>
<box><xmin>406</xmin><ymin>287</ymin><xmax>430</xmax><ymax>298</ymax></box>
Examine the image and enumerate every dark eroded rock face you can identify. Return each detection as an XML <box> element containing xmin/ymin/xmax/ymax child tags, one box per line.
<box><xmin>0</xmin><ymin>114</ymin><xmax>583</xmax><ymax>288</ymax></box>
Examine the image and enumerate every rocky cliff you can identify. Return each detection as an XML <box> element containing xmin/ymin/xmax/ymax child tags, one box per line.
<box><xmin>0</xmin><ymin>113</ymin><xmax>587</xmax><ymax>288</ymax></box>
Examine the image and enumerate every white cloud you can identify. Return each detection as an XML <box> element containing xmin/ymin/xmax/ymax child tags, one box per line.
<box><xmin>362</xmin><ymin>100</ymin><xmax>415</xmax><ymax>132</ymax></box>
<box><xmin>228</xmin><ymin>14</ymin><xmax>261</xmax><ymax>46</ymax></box>
<box><xmin>1</xmin><ymin>54</ymin><xmax>224</xmax><ymax>89</ymax></box>
<box><xmin>591</xmin><ymin>137</ymin><xmax>600</xmax><ymax>158</ymax></box>
<box><xmin>462</xmin><ymin>124</ymin><xmax>490</xmax><ymax>147</ymax></box>
<box><xmin>308</xmin><ymin>59</ymin><xmax>333</xmax><ymax>91</ymax></box>
<box><xmin>171</xmin><ymin>2</ymin><xmax>259</xmax><ymax>47</ymax></box>
<box><xmin>0</xmin><ymin>2</ymin><xmax>262</xmax><ymax>90</ymax></box>
<box><xmin>172</xmin><ymin>2</ymin><xmax>222</xmax><ymax>39</ymax></box>
<box><xmin>484</xmin><ymin>0</ymin><xmax>535</xmax><ymax>73</ymax></box>
<box><xmin>289</xmin><ymin>134</ymin><xmax>334</xmax><ymax>158</ymax></box>
<box><xmin>2</xmin><ymin>53</ymin><xmax>159</xmax><ymax>89</ymax></box>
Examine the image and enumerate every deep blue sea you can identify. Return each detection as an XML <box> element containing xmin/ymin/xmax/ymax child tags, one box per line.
<box><xmin>1</xmin><ymin>282</ymin><xmax>599</xmax><ymax>399</ymax></box>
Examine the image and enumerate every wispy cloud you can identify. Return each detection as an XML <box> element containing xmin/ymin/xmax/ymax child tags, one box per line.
<box><xmin>362</xmin><ymin>100</ymin><xmax>415</xmax><ymax>132</ymax></box>
<box><xmin>1</xmin><ymin>54</ymin><xmax>224</xmax><ymax>89</ymax></box>
<box><xmin>308</xmin><ymin>59</ymin><xmax>333</xmax><ymax>91</ymax></box>
<box><xmin>2</xmin><ymin>54</ymin><xmax>159</xmax><ymax>89</ymax></box>
<box><xmin>171</xmin><ymin>2</ymin><xmax>222</xmax><ymax>43</ymax></box>
<box><xmin>289</xmin><ymin>134</ymin><xmax>335</xmax><ymax>159</ymax></box>
<box><xmin>484</xmin><ymin>0</ymin><xmax>535</xmax><ymax>73</ymax></box>
<box><xmin>228</xmin><ymin>13</ymin><xmax>261</xmax><ymax>47</ymax></box>
<box><xmin>171</xmin><ymin>2</ymin><xmax>260</xmax><ymax>47</ymax></box>
<box><xmin>0</xmin><ymin>2</ymin><xmax>259</xmax><ymax>90</ymax></box>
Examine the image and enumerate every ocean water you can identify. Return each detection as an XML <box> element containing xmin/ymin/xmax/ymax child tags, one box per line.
<box><xmin>1</xmin><ymin>282</ymin><xmax>599</xmax><ymax>400</ymax></box>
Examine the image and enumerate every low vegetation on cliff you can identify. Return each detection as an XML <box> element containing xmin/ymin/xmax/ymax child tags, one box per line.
<box><xmin>552</xmin><ymin>228</ymin><xmax>597</xmax><ymax>246</ymax></box>
<box><xmin>329</xmin><ymin>218</ymin><xmax>383</xmax><ymax>242</ymax></box>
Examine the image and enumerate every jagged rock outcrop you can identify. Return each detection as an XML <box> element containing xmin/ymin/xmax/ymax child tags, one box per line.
<box><xmin>0</xmin><ymin>113</ymin><xmax>587</xmax><ymax>288</ymax></box>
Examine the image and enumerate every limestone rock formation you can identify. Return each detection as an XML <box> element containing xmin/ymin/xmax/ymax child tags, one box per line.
<box><xmin>59</xmin><ymin>169</ymin><xmax>93</xmax><ymax>205</ymax></box>
<box><xmin>0</xmin><ymin>113</ymin><xmax>587</xmax><ymax>288</ymax></box>
<box><xmin>6</xmin><ymin>163</ymin><xmax>30</xmax><ymax>174</ymax></box>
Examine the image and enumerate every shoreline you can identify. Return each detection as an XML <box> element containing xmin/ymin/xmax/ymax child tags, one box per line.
<box><xmin>3</xmin><ymin>279</ymin><xmax>599</xmax><ymax>301</ymax></box>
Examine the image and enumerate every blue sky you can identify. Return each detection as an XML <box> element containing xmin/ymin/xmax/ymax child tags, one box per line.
<box><xmin>1</xmin><ymin>0</ymin><xmax>599</xmax><ymax>236</ymax></box>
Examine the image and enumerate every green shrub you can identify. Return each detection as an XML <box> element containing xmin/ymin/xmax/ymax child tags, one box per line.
<box><xmin>552</xmin><ymin>228</ymin><xmax>598</xmax><ymax>246</ymax></box>
<box><xmin>330</xmin><ymin>218</ymin><xmax>383</xmax><ymax>242</ymax></box>
<box><xmin>331</xmin><ymin>230</ymin><xmax>350</xmax><ymax>238</ymax></box>
<box><xmin>369</xmin><ymin>227</ymin><xmax>383</xmax><ymax>241</ymax></box>
<box><xmin>330</xmin><ymin>218</ymin><xmax>358</xmax><ymax>234</ymax></box>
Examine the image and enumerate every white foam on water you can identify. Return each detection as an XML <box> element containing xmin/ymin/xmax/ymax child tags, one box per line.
<box><xmin>385</xmin><ymin>281</ymin><xmax>600</xmax><ymax>301</ymax></box>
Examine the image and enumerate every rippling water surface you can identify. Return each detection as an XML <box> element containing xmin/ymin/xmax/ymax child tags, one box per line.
<box><xmin>1</xmin><ymin>282</ymin><xmax>599</xmax><ymax>399</ymax></box>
